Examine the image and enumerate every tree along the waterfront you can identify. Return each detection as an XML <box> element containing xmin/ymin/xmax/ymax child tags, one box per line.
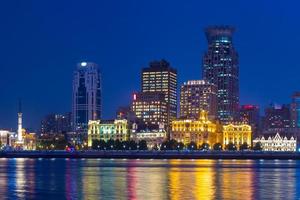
<box><xmin>213</xmin><ymin>143</ymin><xmax>222</xmax><ymax>151</ymax></box>
<box><xmin>240</xmin><ymin>142</ymin><xmax>249</xmax><ymax>151</ymax></box>
<box><xmin>226</xmin><ymin>142</ymin><xmax>237</xmax><ymax>151</ymax></box>
<box><xmin>253</xmin><ymin>142</ymin><xmax>263</xmax><ymax>151</ymax></box>
<box><xmin>186</xmin><ymin>141</ymin><xmax>198</xmax><ymax>150</ymax></box>
<box><xmin>199</xmin><ymin>142</ymin><xmax>210</xmax><ymax>150</ymax></box>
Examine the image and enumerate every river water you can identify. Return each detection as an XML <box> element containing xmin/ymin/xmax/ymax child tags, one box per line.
<box><xmin>0</xmin><ymin>158</ymin><xmax>298</xmax><ymax>199</ymax></box>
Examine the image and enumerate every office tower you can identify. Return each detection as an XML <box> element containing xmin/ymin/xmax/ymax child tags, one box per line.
<box><xmin>263</xmin><ymin>104</ymin><xmax>291</xmax><ymax>132</ymax></box>
<box><xmin>141</xmin><ymin>59</ymin><xmax>177</xmax><ymax>131</ymax></box>
<box><xmin>203</xmin><ymin>26</ymin><xmax>239</xmax><ymax>123</ymax></box>
<box><xmin>239</xmin><ymin>105</ymin><xmax>260</xmax><ymax>136</ymax></box>
<box><xmin>131</xmin><ymin>92</ymin><xmax>168</xmax><ymax>129</ymax></box>
<box><xmin>290</xmin><ymin>92</ymin><xmax>300</xmax><ymax>128</ymax></box>
<box><xmin>40</xmin><ymin>112</ymin><xmax>72</xmax><ymax>135</ymax></box>
<box><xmin>180</xmin><ymin>80</ymin><xmax>217</xmax><ymax>119</ymax></box>
<box><xmin>72</xmin><ymin>62</ymin><xmax>101</xmax><ymax>142</ymax></box>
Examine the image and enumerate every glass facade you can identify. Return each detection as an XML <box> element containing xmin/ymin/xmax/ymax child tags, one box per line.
<box><xmin>72</xmin><ymin>62</ymin><xmax>102</xmax><ymax>140</ymax></box>
<box><xmin>203</xmin><ymin>26</ymin><xmax>239</xmax><ymax>123</ymax></box>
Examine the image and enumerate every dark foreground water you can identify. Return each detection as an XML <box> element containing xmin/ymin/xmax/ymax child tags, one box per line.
<box><xmin>0</xmin><ymin>158</ymin><xmax>299</xmax><ymax>199</ymax></box>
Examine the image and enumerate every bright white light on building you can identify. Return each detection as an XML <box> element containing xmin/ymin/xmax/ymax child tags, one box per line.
<box><xmin>81</xmin><ymin>62</ymin><xmax>87</xmax><ymax>67</ymax></box>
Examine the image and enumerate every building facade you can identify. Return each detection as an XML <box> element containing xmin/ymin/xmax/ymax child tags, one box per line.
<box><xmin>131</xmin><ymin>123</ymin><xmax>167</xmax><ymax>149</ymax></box>
<box><xmin>132</xmin><ymin>92</ymin><xmax>168</xmax><ymax>128</ymax></box>
<box><xmin>72</xmin><ymin>62</ymin><xmax>102</xmax><ymax>143</ymax></box>
<box><xmin>87</xmin><ymin>119</ymin><xmax>129</xmax><ymax>147</ymax></box>
<box><xmin>263</xmin><ymin>104</ymin><xmax>291</xmax><ymax>133</ymax></box>
<box><xmin>141</xmin><ymin>60</ymin><xmax>177</xmax><ymax>132</ymax></box>
<box><xmin>203</xmin><ymin>26</ymin><xmax>239</xmax><ymax>123</ymax></box>
<box><xmin>223</xmin><ymin>123</ymin><xmax>252</xmax><ymax>149</ymax></box>
<box><xmin>239</xmin><ymin>105</ymin><xmax>260</xmax><ymax>137</ymax></box>
<box><xmin>291</xmin><ymin>92</ymin><xmax>300</xmax><ymax>128</ymax></box>
<box><xmin>41</xmin><ymin>112</ymin><xmax>72</xmax><ymax>135</ymax></box>
<box><xmin>253</xmin><ymin>133</ymin><xmax>296</xmax><ymax>151</ymax></box>
<box><xmin>180</xmin><ymin>80</ymin><xmax>217</xmax><ymax>119</ymax></box>
<box><xmin>0</xmin><ymin>130</ymin><xmax>15</xmax><ymax>146</ymax></box>
<box><xmin>171</xmin><ymin>110</ymin><xmax>223</xmax><ymax>147</ymax></box>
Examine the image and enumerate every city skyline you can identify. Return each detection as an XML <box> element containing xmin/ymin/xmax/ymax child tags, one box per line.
<box><xmin>1</xmin><ymin>1</ymin><xmax>300</xmax><ymax>130</ymax></box>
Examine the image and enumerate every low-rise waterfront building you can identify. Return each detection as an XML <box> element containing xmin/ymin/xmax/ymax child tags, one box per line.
<box><xmin>223</xmin><ymin>123</ymin><xmax>252</xmax><ymax>149</ymax></box>
<box><xmin>87</xmin><ymin>119</ymin><xmax>130</xmax><ymax>147</ymax></box>
<box><xmin>131</xmin><ymin>122</ymin><xmax>167</xmax><ymax>149</ymax></box>
<box><xmin>171</xmin><ymin>110</ymin><xmax>222</xmax><ymax>147</ymax></box>
<box><xmin>253</xmin><ymin>133</ymin><xmax>296</xmax><ymax>151</ymax></box>
<box><xmin>0</xmin><ymin>130</ymin><xmax>15</xmax><ymax>146</ymax></box>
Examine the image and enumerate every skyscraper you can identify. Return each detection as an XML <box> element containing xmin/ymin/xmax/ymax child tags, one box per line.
<box><xmin>290</xmin><ymin>92</ymin><xmax>300</xmax><ymax>128</ymax></box>
<box><xmin>141</xmin><ymin>59</ymin><xmax>177</xmax><ymax>131</ymax></box>
<box><xmin>203</xmin><ymin>26</ymin><xmax>239</xmax><ymax>123</ymax></box>
<box><xmin>131</xmin><ymin>92</ymin><xmax>168</xmax><ymax>129</ymax></box>
<box><xmin>72</xmin><ymin>62</ymin><xmax>101</xmax><ymax>142</ymax></box>
<box><xmin>180</xmin><ymin>80</ymin><xmax>217</xmax><ymax>119</ymax></box>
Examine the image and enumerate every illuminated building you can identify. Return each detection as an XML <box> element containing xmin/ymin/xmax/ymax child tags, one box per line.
<box><xmin>131</xmin><ymin>122</ymin><xmax>167</xmax><ymax>149</ymax></box>
<box><xmin>142</xmin><ymin>60</ymin><xmax>177</xmax><ymax>134</ymax></box>
<box><xmin>263</xmin><ymin>104</ymin><xmax>291</xmax><ymax>133</ymax></box>
<box><xmin>0</xmin><ymin>130</ymin><xmax>14</xmax><ymax>146</ymax></box>
<box><xmin>10</xmin><ymin>129</ymin><xmax>37</xmax><ymax>150</ymax></box>
<box><xmin>253</xmin><ymin>133</ymin><xmax>296</xmax><ymax>151</ymax></box>
<box><xmin>87</xmin><ymin>119</ymin><xmax>129</xmax><ymax>147</ymax></box>
<box><xmin>239</xmin><ymin>105</ymin><xmax>260</xmax><ymax>137</ymax></box>
<box><xmin>23</xmin><ymin>132</ymin><xmax>37</xmax><ymax>150</ymax></box>
<box><xmin>171</xmin><ymin>110</ymin><xmax>222</xmax><ymax>147</ymax></box>
<box><xmin>223</xmin><ymin>123</ymin><xmax>252</xmax><ymax>148</ymax></box>
<box><xmin>290</xmin><ymin>92</ymin><xmax>300</xmax><ymax>128</ymax></box>
<box><xmin>40</xmin><ymin>112</ymin><xmax>72</xmax><ymax>135</ymax></box>
<box><xmin>132</xmin><ymin>92</ymin><xmax>168</xmax><ymax>128</ymax></box>
<box><xmin>72</xmin><ymin>62</ymin><xmax>102</xmax><ymax>143</ymax></box>
<box><xmin>180</xmin><ymin>80</ymin><xmax>217</xmax><ymax>119</ymax></box>
<box><xmin>203</xmin><ymin>26</ymin><xmax>239</xmax><ymax>123</ymax></box>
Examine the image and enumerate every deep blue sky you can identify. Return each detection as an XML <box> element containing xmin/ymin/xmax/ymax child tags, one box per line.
<box><xmin>1</xmin><ymin>0</ymin><xmax>300</xmax><ymax>130</ymax></box>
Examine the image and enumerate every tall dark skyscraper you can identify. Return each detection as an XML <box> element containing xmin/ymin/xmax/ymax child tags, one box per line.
<box><xmin>141</xmin><ymin>59</ymin><xmax>177</xmax><ymax>133</ymax></box>
<box><xmin>72</xmin><ymin>62</ymin><xmax>102</xmax><ymax>142</ymax></box>
<box><xmin>203</xmin><ymin>26</ymin><xmax>239</xmax><ymax>123</ymax></box>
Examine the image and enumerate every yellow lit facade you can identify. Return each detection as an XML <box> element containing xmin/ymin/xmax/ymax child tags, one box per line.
<box><xmin>87</xmin><ymin>119</ymin><xmax>129</xmax><ymax>147</ymax></box>
<box><xmin>223</xmin><ymin>123</ymin><xmax>252</xmax><ymax>148</ymax></box>
<box><xmin>171</xmin><ymin>110</ymin><xmax>222</xmax><ymax>147</ymax></box>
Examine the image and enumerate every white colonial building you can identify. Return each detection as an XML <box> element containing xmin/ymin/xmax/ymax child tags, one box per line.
<box><xmin>130</xmin><ymin>122</ymin><xmax>167</xmax><ymax>149</ymax></box>
<box><xmin>253</xmin><ymin>133</ymin><xmax>297</xmax><ymax>152</ymax></box>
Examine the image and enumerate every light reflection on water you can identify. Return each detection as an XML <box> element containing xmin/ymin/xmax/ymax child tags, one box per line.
<box><xmin>0</xmin><ymin>158</ymin><xmax>299</xmax><ymax>199</ymax></box>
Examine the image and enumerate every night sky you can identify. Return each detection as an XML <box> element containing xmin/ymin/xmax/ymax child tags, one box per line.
<box><xmin>1</xmin><ymin>0</ymin><xmax>300</xmax><ymax>130</ymax></box>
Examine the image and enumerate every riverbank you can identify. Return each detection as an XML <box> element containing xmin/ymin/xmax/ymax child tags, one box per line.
<box><xmin>1</xmin><ymin>150</ymin><xmax>300</xmax><ymax>159</ymax></box>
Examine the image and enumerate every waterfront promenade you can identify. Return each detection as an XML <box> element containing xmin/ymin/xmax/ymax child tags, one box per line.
<box><xmin>1</xmin><ymin>150</ymin><xmax>300</xmax><ymax>159</ymax></box>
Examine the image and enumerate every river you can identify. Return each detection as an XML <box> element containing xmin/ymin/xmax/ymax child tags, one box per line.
<box><xmin>0</xmin><ymin>158</ymin><xmax>298</xmax><ymax>199</ymax></box>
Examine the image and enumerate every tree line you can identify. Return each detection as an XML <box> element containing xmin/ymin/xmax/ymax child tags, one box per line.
<box><xmin>91</xmin><ymin>139</ymin><xmax>263</xmax><ymax>151</ymax></box>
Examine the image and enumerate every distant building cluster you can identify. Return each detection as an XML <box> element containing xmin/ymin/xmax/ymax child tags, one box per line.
<box><xmin>2</xmin><ymin>25</ymin><xmax>300</xmax><ymax>152</ymax></box>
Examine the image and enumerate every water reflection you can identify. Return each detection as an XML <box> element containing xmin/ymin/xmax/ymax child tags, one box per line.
<box><xmin>0</xmin><ymin>158</ymin><xmax>299</xmax><ymax>199</ymax></box>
